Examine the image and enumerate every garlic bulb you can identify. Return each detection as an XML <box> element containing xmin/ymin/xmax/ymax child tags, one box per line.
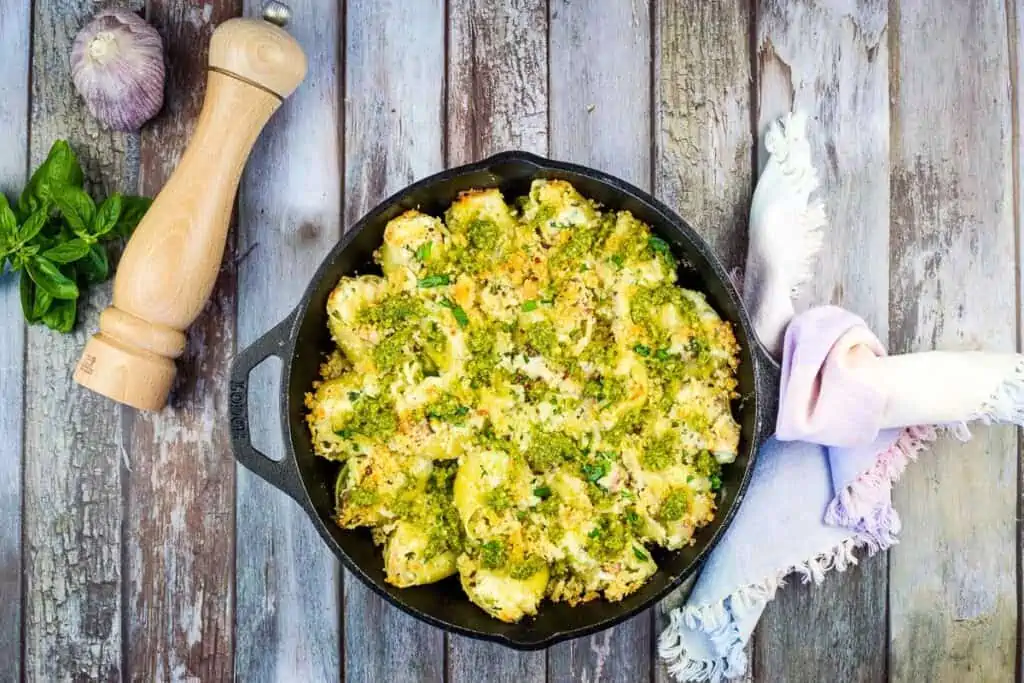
<box><xmin>71</xmin><ymin>10</ymin><xmax>165</xmax><ymax>132</ymax></box>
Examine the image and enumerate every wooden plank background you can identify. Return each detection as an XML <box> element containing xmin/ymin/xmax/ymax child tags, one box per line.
<box><xmin>0</xmin><ymin>1</ymin><xmax>1020</xmax><ymax>681</ymax></box>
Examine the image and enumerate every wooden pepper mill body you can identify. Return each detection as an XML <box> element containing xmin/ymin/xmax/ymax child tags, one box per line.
<box><xmin>74</xmin><ymin>17</ymin><xmax>306</xmax><ymax>411</ymax></box>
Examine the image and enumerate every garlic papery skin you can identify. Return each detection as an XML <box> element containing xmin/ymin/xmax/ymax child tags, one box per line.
<box><xmin>71</xmin><ymin>10</ymin><xmax>165</xmax><ymax>132</ymax></box>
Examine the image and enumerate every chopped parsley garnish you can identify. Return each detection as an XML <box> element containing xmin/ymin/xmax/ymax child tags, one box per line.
<box><xmin>440</xmin><ymin>298</ymin><xmax>469</xmax><ymax>327</ymax></box>
<box><xmin>415</xmin><ymin>241</ymin><xmax>432</xmax><ymax>261</ymax></box>
<box><xmin>581</xmin><ymin>460</ymin><xmax>609</xmax><ymax>483</ymax></box>
<box><xmin>521</xmin><ymin>299</ymin><xmax>538</xmax><ymax>312</ymax></box>
<box><xmin>533</xmin><ymin>485</ymin><xmax>552</xmax><ymax>499</ymax></box>
<box><xmin>480</xmin><ymin>539</ymin><xmax>507</xmax><ymax>569</ymax></box>
<box><xmin>633</xmin><ymin>343</ymin><xmax>651</xmax><ymax>357</ymax></box>
<box><xmin>710</xmin><ymin>475</ymin><xmax>722</xmax><ymax>491</ymax></box>
<box><xmin>418</xmin><ymin>274</ymin><xmax>450</xmax><ymax>288</ymax></box>
<box><xmin>633</xmin><ymin>546</ymin><xmax>648</xmax><ymax>561</ymax></box>
<box><xmin>609</xmin><ymin>254</ymin><xmax>625</xmax><ymax>269</ymax></box>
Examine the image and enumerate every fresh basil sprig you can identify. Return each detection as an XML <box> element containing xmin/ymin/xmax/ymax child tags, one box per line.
<box><xmin>0</xmin><ymin>140</ymin><xmax>151</xmax><ymax>332</ymax></box>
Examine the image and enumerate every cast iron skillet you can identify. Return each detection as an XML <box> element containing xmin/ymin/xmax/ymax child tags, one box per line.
<box><xmin>228</xmin><ymin>151</ymin><xmax>780</xmax><ymax>650</ymax></box>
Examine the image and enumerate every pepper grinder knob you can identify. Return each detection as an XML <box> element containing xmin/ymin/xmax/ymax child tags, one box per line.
<box><xmin>73</xmin><ymin>11</ymin><xmax>306</xmax><ymax>411</ymax></box>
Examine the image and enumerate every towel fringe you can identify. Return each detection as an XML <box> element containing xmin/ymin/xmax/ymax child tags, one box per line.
<box><xmin>959</xmin><ymin>358</ymin><xmax>1024</xmax><ymax>439</ymax></box>
<box><xmin>660</xmin><ymin>427</ymin><xmax>939</xmax><ymax>682</ymax></box>
<box><xmin>823</xmin><ymin>426</ymin><xmax>936</xmax><ymax>550</ymax></box>
<box><xmin>659</xmin><ymin>535</ymin><xmax>869</xmax><ymax>682</ymax></box>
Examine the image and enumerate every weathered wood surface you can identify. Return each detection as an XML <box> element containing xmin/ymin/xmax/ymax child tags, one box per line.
<box><xmin>342</xmin><ymin>1</ymin><xmax>446</xmax><ymax>680</ymax></box>
<box><xmin>888</xmin><ymin>1</ymin><xmax>1018</xmax><ymax>682</ymax></box>
<box><xmin>5</xmin><ymin>1</ymin><xmax>1024</xmax><ymax>681</ymax></box>
<box><xmin>653</xmin><ymin>2</ymin><xmax>754</xmax><ymax>680</ymax></box>
<box><xmin>126</xmin><ymin>2</ymin><xmax>239</xmax><ymax>681</ymax></box>
<box><xmin>234</xmin><ymin>0</ymin><xmax>342</xmax><ymax>681</ymax></box>
<box><xmin>0</xmin><ymin>0</ymin><xmax>30</xmax><ymax>679</ymax></box>
<box><xmin>753</xmin><ymin>2</ymin><xmax>892</xmax><ymax>681</ymax></box>
<box><xmin>446</xmin><ymin>1</ymin><xmax>549</xmax><ymax>679</ymax></box>
<box><xmin>547</xmin><ymin>1</ymin><xmax>653</xmax><ymax>681</ymax></box>
<box><xmin>23</xmin><ymin>1</ymin><xmax>140</xmax><ymax>681</ymax></box>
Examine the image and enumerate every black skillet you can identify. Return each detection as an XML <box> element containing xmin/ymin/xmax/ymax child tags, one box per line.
<box><xmin>228</xmin><ymin>151</ymin><xmax>780</xmax><ymax>649</ymax></box>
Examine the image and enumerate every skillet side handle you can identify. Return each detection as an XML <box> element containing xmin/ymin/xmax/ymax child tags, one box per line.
<box><xmin>229</xmin><ymin>311</ymin><xmax>305</xmax><ymax>504</ymax></box>
<box><xmin>753</xmin><ymin>340</ymin><xmax>782</xmax><ymax>448</ymax></box>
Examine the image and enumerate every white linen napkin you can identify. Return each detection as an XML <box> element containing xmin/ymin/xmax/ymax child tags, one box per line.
<box><xmin>656</xmin><ymin>112</ymin><xmax>1024</xmax><ymax>682</ymax></box>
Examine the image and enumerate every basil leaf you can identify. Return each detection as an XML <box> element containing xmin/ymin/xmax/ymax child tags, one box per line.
<box><xmin>79</xmin><ymin>243</ymin><xmax>110</xmax><ymax>283</ymax></box>
<box><xmin>17</xmin><ymin>210</ymin><xmax>48</xmax><ymax>245</ymax></box>
<box><xmin>19</xmin><ymin>271</ymin><xmax>33</xmax><ymax>320</ymax></box>
<box><xmin>31</xmin><ymin>285</ymin><xmax>54</xmax><ymax>322</ymax></box>
<box><xmin>0</xmin><ymin>194</ymin><xmax>16</xmax><ymax>242</ymax></box>
<box><xmin>42</xmin><ymin>297</ymin><xmax>77</xmax><ymax>333</ymax></box>
<box><xmin>113</xmin><ymin>196</ymin><xmax>151</xmax><ymax>239</ymax></box>
<box><xmin>52</xmin><ymin>186</ymin><xmax>96</xmax><ymax>234</ymax></box>
<box><xmin>42</xmin><ymin>238</ymin><xmax>90</xmax><ymax>264</ymax></box>
<box><xmin>16</xmin><ymin>140</ymin><xmax>84</xmax><ymax>219</ymax></box>
<box><xmin>92</xmin><ymin>193</ymin><xmax>122</xmax><ymax>237</ymax></box>
<box><xmin>27</xmin><ymin>256</ymin><xmax>79</xmax><ymax>300</ymax></box>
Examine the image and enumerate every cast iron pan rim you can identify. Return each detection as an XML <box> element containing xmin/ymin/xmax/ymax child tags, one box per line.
<box><xmin>277</xmin><ymin>150</ymin><xmax>774</xmax><ymax>649</ymax></box>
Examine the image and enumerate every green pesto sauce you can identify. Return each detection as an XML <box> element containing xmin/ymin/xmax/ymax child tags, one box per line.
<box><xmin>603</xmin><ymin>409</ymin><xmax>649</xmax><ymax>447</ymax></box>
<box><xmin>586</xmin><ymin>515</ymin><xmax>630</xmax><ymax>561</ymax></box>
<box><xmin>659</xmin><ymin>489</ymin><xmax>690</xmax><ymax>522</ymax></box>
<box><xmin>484</xmin><ymin>485</ymin><xmax>513</xmax><ymax>512</ymax></box>
<box><xmin>527</xmin><ymin>428</ymin><xmax>583</xmax><ymax>472</ymax></box>
<box><xmin>519</xmin><ymin>320</ymin><xmax>559</xmax><ymax>359</ymax></box>
<box><xmin>687</xmin><ymin>449</ymin><xmax>721</xmax><ymax>479</ymax></box>
<box><xmin>583</xmin><ymin>375</ymin><xmax>627</xmax><ymax>403</ymax></box>
<box><xmin>373</xmin><ymin>327</ymin><xmax>413</xmax><ymax>373</ymax></box>
<box><xmin>348</xmin><ymin>487</ymin><xmax>378</xmax><ymax>507</ymax></box>
<box><xmin>423</xmin><ymin>501</ymin><xmax>462</xmax><ymax>559</ymax></box>
<box><xmin>508</xmin><ymin>555</ymin><xmax>546</xmax><ymax>580</ymax></box>
<box><xmin>640</xmin><ymin>435</ymin><xmax>677</xmax><ymax>471</ymax></box>
<box><xmin>334</xmin><ymin>394</ymin><xmax>397</xmax><ymax>440</ymax></box>
<box><xmin>425</xmin><ymin>393</ymin><xmax>470</xmax><ymax>424</ymax></box>
<box><xmin>480</xmin><ymin>539</ymin><xmax>508</xmax><ymax>569</ymax></box>
<box><xmin>466</xmin><ymin>326</ymin><xmax>500</xmax><ymax>387</ymax></box>
<box><xmin>359</xmin><ymin>292</ymin><xmax>426</xmax><ymax>330</ymax></box>
<box><xmin>549</xmin><ymin>226</ymin><xmax>596</xmax><ymax>274</ymax></box>
<box><xmin>629</xmin><ymin>284</ymin><xmax>696</xmax><ymax>342</ymax></box>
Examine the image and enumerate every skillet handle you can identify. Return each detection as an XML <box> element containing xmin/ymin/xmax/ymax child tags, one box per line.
<box><xmin>229</xmin><ymin>310</ymin><xmax>305</xmax><ymax>505</ymax></box>
<box><xmin>753</xmin><ymin>340</ymin><xmax>782</xmax><ymax>448</ymax></box>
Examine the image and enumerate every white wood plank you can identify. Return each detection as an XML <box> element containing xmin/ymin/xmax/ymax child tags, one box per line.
<box><xmin>235</xmin><ymin>2</ymin><xmax>343</xmax><ymax>680</ymax></box>
<box><xmin>753</xmin><ymin>1</ymin><xmax>892</xmax><ymax>680</ymax></box>
<box><xmin>548</xmin><ymin>0</ymin><xmax>652</xmax><ymax>678</ymax></box>
<box><xmin>445</xmin><ymin>0</ymin><xmax>547</xmax><ymax>678</ymax></box>
<box><xmin>652</xmin><ymin>2</ymin><xmax>753</xmax><ymax>679</ymax></box>
<box><xmin>0</xmin><ymin>0</ymin><xmax>30</xmax><ymax>678</ymax></box>
<box><xmin>23</xmin><ymin>0</ymin><xmax>141</xmax><ymax>680</ymax></box>
<box><xmin>888</xmin><ymin>1</ymin><xmax>1017</xmax><ymax>680</ymax></box>
<box><xmin>342</xmin><ymin>1</ymin><xmax>447</xmax><ymax>681</ymax></box>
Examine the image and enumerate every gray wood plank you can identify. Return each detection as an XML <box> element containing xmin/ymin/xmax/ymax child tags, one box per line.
<box><xmin>235</xmin><ymin>1</ymin><xmax>343</xmax><ymax>680</ymax></box>
<box><xmin>342</xmin><ymin>1</ymin><xmax>446</xmax><ymax>681</ymax></box>
<box><xmin>652</xmin><ymin>1</ymin><xmax>753</xmax><ymax>680</ymax></box>
<box><xmin>445</xmin><ymin>1</ymin><xmax>547</xmax><ymax>678</ymax></box>
<box><xmin>547</xmin><ymin>0</ymin><xmax>652</xmax><ymax>678</ymax></box>
<box><xmin>23</xmin><ymin>1</ymin><xmax>141</xmax><ymax>680</ymax></box>
<box><xmin>0</xmin><ymin>0</ymin><xmax>30</xmax><ymax>679</ymax></box>
<box><xmin>752</xmin><ymin>2</ymin><xmax>891</xmax><ymax>681</ymax></box>
<box><xmin>125</xmin><ymin>2</ymin><xmax>239</xmax><ymax>680</ymax></box>
<box><xmin>447</xmin><ymin>0</ymin><xmax>548</xmax><ymax>166</ymax></box>
<box><xmin>888</xmin><ymin>1</ymin><xmax>1017</xmax><ymax>681</ymax></box>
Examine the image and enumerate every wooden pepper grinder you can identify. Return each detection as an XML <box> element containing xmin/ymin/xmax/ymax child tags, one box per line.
<box><xmin>74</xmin><ymin>3</ymin><xmax>307</xmax><ymax>411</ymax></box>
